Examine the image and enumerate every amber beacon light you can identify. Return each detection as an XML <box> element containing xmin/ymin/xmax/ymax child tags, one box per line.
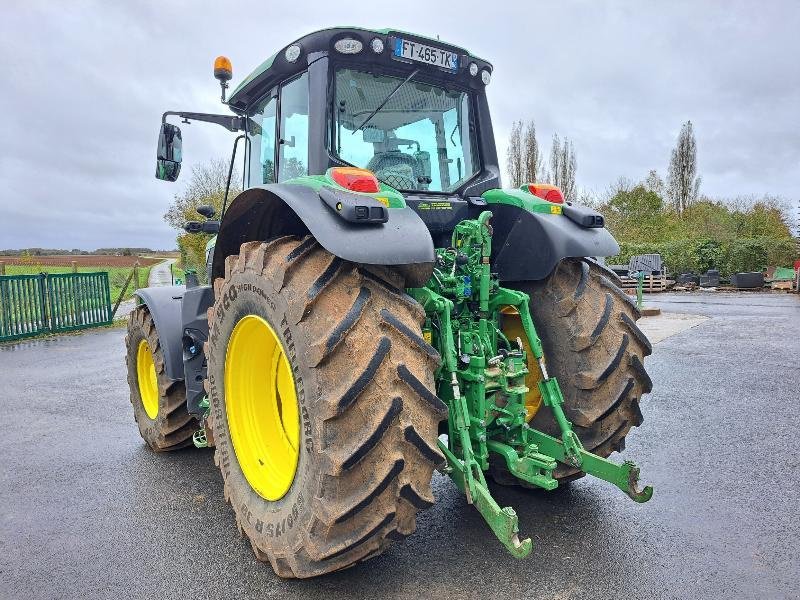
<box><xmin>214</xmin><ymin>56</ymin><xmax>233</xmax><ymax>102</ymax></box>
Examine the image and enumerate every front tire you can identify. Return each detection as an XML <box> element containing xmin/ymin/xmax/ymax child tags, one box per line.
<box><xmin>125</xmin><ymin>306</ymin><xmax>198</xmax><ymax>451</ymax></box>
<box><xmin>205</xmin><ymin>237</ymin><xmax>446</xmax><ymax>578</ymax></box>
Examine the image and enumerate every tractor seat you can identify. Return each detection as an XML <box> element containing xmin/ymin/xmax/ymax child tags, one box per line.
<box><xmin>368</xmin><ymin>151</ymin><xmax>418</xmax><ymax>190</ymax></box>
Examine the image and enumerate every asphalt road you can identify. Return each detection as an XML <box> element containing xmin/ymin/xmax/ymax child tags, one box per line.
<box><xmin>1</xmin><ymin>292</ymin><xmax>798</xmax><ymax>599</ymax></box>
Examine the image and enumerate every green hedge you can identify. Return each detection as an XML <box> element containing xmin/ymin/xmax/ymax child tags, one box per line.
<box><xmin>607</xmin><ymin>237</ymin><xmax>797</xmax><ymax>276</ymax></box>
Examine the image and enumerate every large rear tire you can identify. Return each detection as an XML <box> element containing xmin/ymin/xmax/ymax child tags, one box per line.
<box><xmin>125</xmin><ymin>306</ymin><xmax>198</xmax><ymax>451</ymax></box>
<box><xmin>491</xmin><ymin>258</ymin><xmax>653</xmax><ymax>483</ymax></box>
<box><xmin>205</xmin><ymin>237</ymin><xmax>445</xmax><ymax>578</ymax></box>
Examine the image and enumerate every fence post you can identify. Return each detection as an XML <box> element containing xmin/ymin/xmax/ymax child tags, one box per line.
<box><xmin>0</xmin><ymin>277</ymin><xmax>8</xmax><ymax>338</ymax></box>
<box><xmin>40</xmin><ymin>273</ymin><xmax>51</xmax><ymax>332</ymax></box>
<box><xmin>111</xmin><ymin>269</ymin><xmax>136</xmax><ymax>319</ymax></box>
<box><xmin>133</xmin><ymin>262</ymin><xmax>140</xmax><ymax>290</ymax></box>
<box><xmin>71</xmin><ymin>261</ymin><xmax>77</xmax><ymax>273</ymax></box>
<box><xmin>0</xmin><ymin>261</ymin><xmax>5</xmax><ymax>275</ymax></box>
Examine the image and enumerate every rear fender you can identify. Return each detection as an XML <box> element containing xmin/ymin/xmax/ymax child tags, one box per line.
<box><xmin>134</xmin><ymin>286</ymin><xmax>185</xmax><ymax>382</ymax></box>
<box><xmin>212</xmin><ymin>184</ymin><xmax>435</xmax><ymax>286</ymax></box>
<box><xmin>487</xmin><ymin>201</ymin><xmax>619</xmax><ymax>282</ymax></box>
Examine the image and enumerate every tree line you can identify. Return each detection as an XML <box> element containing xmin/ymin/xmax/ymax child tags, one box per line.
<box><xmin>507</xmin><ymin>119</ymin><xmax>704</xmax><ymax>215</ymax></box>
<box><xmin>598</xmin><ymin>179</ymin><xmax>794</xmax><ymax>275</ymax></box>
<box><xmin>163</xmin><ymin>123</ymin><xmax>795</xmax><ymax>276</ymax></box>
<box><xmin>505</xmin><ymin>118</ymin><xmax>795</xmax><ymax>273</ymax></box>
<box><xmin>506</xmin><ymin>121</ymin><xmax>578</xmax><ymax>202</ymax></box>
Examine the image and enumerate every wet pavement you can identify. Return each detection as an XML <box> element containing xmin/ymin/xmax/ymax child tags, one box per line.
<box><xmin>1</xmin><ymin>292</ymin><xmax>798</xmax><ymax>599</ymax></box>
<box><xmin>147</xmin><ymin>258</ymin><xmax>177</xmax><ymax>287</ymax></box>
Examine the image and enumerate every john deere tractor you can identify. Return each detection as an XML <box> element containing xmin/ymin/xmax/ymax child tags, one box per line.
<box><xmin>127</xmin><ymin>27</ymin><xmax>653</xmax><ymax>578</ymax></box>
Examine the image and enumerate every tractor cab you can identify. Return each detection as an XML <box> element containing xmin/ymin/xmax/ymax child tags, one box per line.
<box><xmin>157</xmin><ymin>28</ymin><xmax>499</xmax><ymax>201</ymax></box>
<box><xmin>224</xmin><ymin>28</ymin><xmax>498</xmax><ymax>198</ymax></box>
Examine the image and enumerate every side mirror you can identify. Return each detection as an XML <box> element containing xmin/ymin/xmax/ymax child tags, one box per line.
<box><xmin>156</xmin><ymin>122</ymin><xmax>182</xmax><ymax>181</ymax></box>
<box><xmin>197</xmin><ymin>205</ymin><xmax>216</xmax><ymax>218</ymax></box>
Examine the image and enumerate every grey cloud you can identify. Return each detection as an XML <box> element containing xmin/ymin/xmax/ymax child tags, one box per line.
<box><xmin>1</xmin><ymin>0</ymin><xmax>798</xmax><ymax>249</ymax></box>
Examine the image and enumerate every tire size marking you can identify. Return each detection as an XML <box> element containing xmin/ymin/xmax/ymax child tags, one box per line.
<box><xmin>208</xmin><ymin>279</ymin><xmax>314</xmax><ymax>542</ymax></box>
<box><xmin>256</xmin><ymin>493</ymin><xmax>304</xmax><ymax>538</ymax></box>
<box><xmin>279</xmin><ymin>313</ymin><xmax>314</xmax><ymax>455</ymax></box>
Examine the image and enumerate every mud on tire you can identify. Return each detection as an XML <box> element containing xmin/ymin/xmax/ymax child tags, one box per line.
<box><xmin>125</xmin><ymin>306</ymin><xmax>198</xmax><ymax>451</ymax></box>
<box><xmin>204</xmin><ymin>236</ymin><xmax>446</xmax><ymax>578</ymax></box>
<box><xmin>491</xmin><ymin>258</ymin><xmax>653</xmax><ymax>483</ymax></box>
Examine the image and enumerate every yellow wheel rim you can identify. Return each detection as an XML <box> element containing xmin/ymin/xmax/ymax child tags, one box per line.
<box><xmin>137</xmin><ymin>339</ymin><xmax>159</xmax><ymax>420</ymax></box>
<box><xmin>501</xmin><ymin>307</ymin><xmax>542</xmax><ymax>422</ymax></box>
<box><xmin>225</xmin><ymin>314</ymin><xmax>300</xmax><ymax>501</ymax></box>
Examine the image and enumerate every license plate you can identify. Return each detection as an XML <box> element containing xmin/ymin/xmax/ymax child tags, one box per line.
<box><xmin>393</xmin><ymin>38</ymin><xmax>459</xmax><ymax>71</ymax></box>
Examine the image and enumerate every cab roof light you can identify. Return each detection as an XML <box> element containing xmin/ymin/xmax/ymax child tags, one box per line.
<box><xmin>370</xmin><ymin>37</ymin><xmax>385</xmax><ymax>54</ymax></box>
<box><xmin>331</xmin><ymin>167</ymin><xmax>380</xmax><ymax>193</ymax></box>
<box><xmin>285</xmin><ymin>44</ymin><xmax>301</xmax><ymax>63</ymax></box>
<box><xmin>526</xmin><ymin>183</ymin><xmax>564</xmax><ymax>204</ymax></box>
<box><xmin>334</xmin><ymin>38</ymin><xmax>363</xmax><ymax>54</ymax></box>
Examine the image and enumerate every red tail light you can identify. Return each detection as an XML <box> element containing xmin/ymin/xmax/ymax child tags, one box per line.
<box><xmin>526</xmin><ymin>183</ymin><xmax>564</xmax><ymax>204</ymax></box>
<box><xmin>331</xmin><ymin>167</ymin><xmax>380</xmax><ymax>193</ymax></box>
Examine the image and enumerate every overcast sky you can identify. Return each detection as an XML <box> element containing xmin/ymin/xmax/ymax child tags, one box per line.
<box><xmin>1</xmin><ymin>0</ymin><xmax>798</xmax><ymax>250</ymax></box>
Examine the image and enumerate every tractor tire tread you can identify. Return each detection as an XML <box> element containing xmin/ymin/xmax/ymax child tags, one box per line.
<box><xmin>125</xmin><ymin>305</ymin><xmax>197</xmax><ymax>451</ymax></box>
<box><xmin>206</xmin><ymin>236</ymin><xmax>444</xmax><ymax>578</ymax></box>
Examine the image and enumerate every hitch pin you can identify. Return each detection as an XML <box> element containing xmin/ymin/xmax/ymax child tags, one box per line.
<box><xmin>515</xmin><ymin>336</ymin><xmax>549</xmax><ymax>379</ymax></box>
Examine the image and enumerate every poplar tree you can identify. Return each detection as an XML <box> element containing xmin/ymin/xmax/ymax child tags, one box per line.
<box><xmin>506</xmin><ymin>120</ymin><xmax>524</xmax><ymax>187</ymax></box>
<box><xmin>666</xmin><ymin>120</ymin><xmax>701</xmax><ymax>214</ymax></box>
<box><xmin>522</xmin><ymin>120</ymin><xmax>544</xmax><ymax>183</ymax></box>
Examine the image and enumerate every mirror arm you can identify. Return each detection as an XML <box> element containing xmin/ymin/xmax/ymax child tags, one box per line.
<box><xmin>162</xmin><ymin>111</ymin><xmax>245</xmax><ymax>133</ymax></box>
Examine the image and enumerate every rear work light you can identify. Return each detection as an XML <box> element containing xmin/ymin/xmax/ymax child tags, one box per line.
<box><xmin>331</xmin><ymin>167</ymin><xmax>381</xmax><ymax>193</ymax></box>
<box><xmin>526</xmin><ymin>183</ymin><xmax>564</xmax><ymax>204</ymax></box>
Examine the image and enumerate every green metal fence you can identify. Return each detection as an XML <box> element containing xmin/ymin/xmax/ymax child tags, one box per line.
<box><xmin>0</xmin><ymin>272</ymin><xmax>112</xmax><ymax>342</ymax></box>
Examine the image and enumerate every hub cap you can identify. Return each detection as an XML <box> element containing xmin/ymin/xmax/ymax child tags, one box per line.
<box><xmin>136</xmin><ymin>339</ymin><xmax>160</xmax><ymax>419</ymax></box>
<box><xmin>225</xmin><ymin>315</ymin><xmax>300</xmax><ymax>501</ymax></box>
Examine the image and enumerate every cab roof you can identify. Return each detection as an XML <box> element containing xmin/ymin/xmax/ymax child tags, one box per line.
<box><xmin>226</xmin><ymin>26</ymin><xmax>490</xmax><ymax>112</ymax></box>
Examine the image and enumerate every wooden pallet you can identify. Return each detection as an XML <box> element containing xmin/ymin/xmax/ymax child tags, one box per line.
<box><xmin>620</xmin><ymin>275</ymin><xmax>674</xmax><ymax>293</ymax></box>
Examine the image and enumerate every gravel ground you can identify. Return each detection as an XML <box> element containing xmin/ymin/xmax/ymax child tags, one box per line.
<box><xmin>1</xmin><ymin>291</ymin><xmax>798</xmax><ymax>599</ymax></box>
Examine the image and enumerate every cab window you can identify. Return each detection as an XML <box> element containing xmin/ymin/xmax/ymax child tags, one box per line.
<box><xmin>248</xmin><ymin>94</ymin><xmax>276</xmax><ymax>185</ymax></box>
<box><xmin>278</xmin><ymin>73</ymin><xmax>310</xmax><ymax>181</ymax></box>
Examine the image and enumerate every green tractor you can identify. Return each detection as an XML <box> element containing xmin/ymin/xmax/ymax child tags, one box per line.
<box><xmin>127</xmin><ymin>27</ymin><xmax>653</xmax><ymax>578</ymax></box>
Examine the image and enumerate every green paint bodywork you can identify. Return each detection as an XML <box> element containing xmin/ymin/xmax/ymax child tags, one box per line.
<box><xmin>285</xmin><ymin>168</ymin><xmax>406</xmax><ymax>208</ymax></box>
<box><xmin>482</xmin><ymin>187</ymin><xmax>565</xmax><ymax>215</ymax></box>
<box><xmin>408</xmin><ymin>212</ymin><xmax>652</xmax><ymax>557</ymax></box>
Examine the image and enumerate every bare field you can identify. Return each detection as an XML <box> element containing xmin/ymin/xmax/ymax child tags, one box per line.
<box><xmin>1</xmin><ymin>255</ymin><xmax>163</xmax><ymax>267</ymax></box>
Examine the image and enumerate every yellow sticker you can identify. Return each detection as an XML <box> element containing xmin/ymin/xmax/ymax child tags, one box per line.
<box><xmin>375</xmin><ymin>196</ymin><xmax>390</xmax><ymax>207</ymax></box>
<box><xmin>550</xmin><ymin>205</ymin><xmax>562</xmax><ymax>215</ymax></box>
<box><xmin>423</xmin><ymin>330</ymin><xmax>432</xmax><ymax>344</ymax></box>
